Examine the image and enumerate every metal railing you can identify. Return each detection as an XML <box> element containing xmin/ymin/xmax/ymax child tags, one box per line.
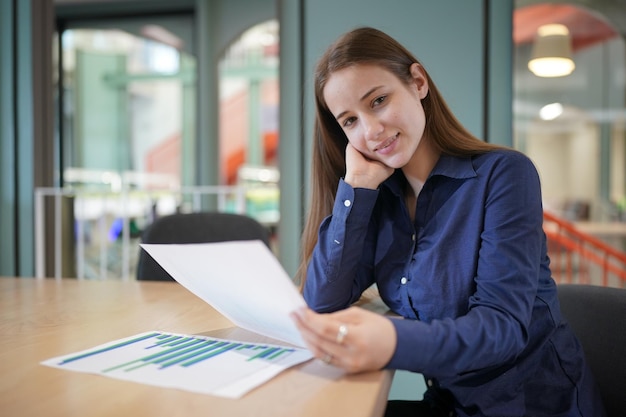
<box><xmin>543</xmin><ymin>211</ymin><xmax>626</xmax><ymax>287</ymax></box>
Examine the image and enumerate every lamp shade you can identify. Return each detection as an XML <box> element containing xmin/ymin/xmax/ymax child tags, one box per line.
<box><xmin>528</xmin><ymin>24</ymin><xmax>575</xmax><ymax>77</ymax></box>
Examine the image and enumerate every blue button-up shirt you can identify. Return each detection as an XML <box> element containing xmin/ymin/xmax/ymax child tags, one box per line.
<box><xmin>303</xmin><ymin>150</ymin><xmax>605</xmax><ymax>417</ymax></box>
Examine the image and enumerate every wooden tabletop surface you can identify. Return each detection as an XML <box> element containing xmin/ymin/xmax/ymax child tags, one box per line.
<box><xmin>0</xmin><ymin>277</ymin><xmax>392</xmax><ymax>417</ymax></box>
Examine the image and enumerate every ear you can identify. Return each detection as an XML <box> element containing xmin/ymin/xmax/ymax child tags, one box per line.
<box><xmin>409</xmin><ymin>63</ymin><xmax>429</xmax><ymax>99</ymax></box>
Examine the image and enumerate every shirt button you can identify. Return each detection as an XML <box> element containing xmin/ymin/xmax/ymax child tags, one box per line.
<box><xmin>400</xmin><ymin>277</ymin><xmax>407</xmax><ymax>285</ymax></box>
<box><xmin>411</xmin><ymin>233</ymin><xmax>416</xmax><ymax>241</ymax></box>
<box><xmin>343</xmin><ymin>199</ymin><xmax>351</xmax><ymax>207</ymax></box>
<box><xmin>427</xmin><ymin>379</ymin><xmax>433</xmax><ymax>387</ymax></box>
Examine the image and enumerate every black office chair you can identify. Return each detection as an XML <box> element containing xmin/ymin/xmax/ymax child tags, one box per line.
<box><xmin>557</xmin><ymin>284</ymin><xmax>626</xmax><ymax>417</ymax></box>
<box><xmin>136</xmin><ymin>211</ymin><xmax>271</xmax><ymax>281</ymax></box>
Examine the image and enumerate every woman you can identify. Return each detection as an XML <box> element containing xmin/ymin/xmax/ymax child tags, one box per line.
<box><xmin>290</xmin><ymin>27</ymin><xmax>605</xmax><ymax>417</ymax></box>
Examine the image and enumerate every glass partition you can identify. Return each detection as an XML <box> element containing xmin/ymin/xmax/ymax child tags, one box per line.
<box><xmin>514</xmin><ymin>3</ymin><xmax>625</xmax><ymax>224</ymax></box>
<box><xmin>54</xmin><ymin>15</ymin><xmax>196</xmax><ymax>279</ymax></box>
<box><xmin>513</xmin><ymin>2</ymin><xmax>626</xmax><ymax>263</ymax></box>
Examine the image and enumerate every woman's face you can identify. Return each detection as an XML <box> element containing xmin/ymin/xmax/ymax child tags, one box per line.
<box><xmin>323</xmin><ymin>63</ymin><xmax>429</xmax><ymax>169</ymax></box>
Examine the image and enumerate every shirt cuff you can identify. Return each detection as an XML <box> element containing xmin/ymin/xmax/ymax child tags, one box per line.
<box><xmin>385</xmin><ymin>317</ymin><xmax>433</xmax><ymax>371</ymax></box>
<box><xmin>333</xmin><ymin>178</ymin><xmax>379</xmax><ymax>223</ymax></box>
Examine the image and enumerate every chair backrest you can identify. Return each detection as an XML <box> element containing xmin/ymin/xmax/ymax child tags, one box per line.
<box><xmin>136</xmin><ymin>212</ymin><xmax>271</xmax><ymax>281</ymax></box>
<box><xmin>557</xmin><ymin>284</ymin><xmax>626</xmax><ymax>417</ymax></box>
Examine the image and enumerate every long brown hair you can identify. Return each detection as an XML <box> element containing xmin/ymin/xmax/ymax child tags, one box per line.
<box><xmin>295</xmin><ymin>27</ymin><xmax>501</xmax><ymax>287</ymax></box>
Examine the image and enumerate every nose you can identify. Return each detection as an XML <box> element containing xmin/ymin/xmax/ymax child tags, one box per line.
<box><xmin>361</xmin><ymin>114</ymin><xmax>384</xmax><ymax>141</ymax></box>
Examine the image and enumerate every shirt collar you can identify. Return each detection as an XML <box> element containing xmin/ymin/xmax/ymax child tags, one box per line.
<box><xmin>430</xmin><ymin>154</ymin><xmax>477</xmax><ymax>180</ymax></box>
<box><xmin>382</xmin><ymin>154</ymin><xmax>477</xmax><ymax>197</ymax></box>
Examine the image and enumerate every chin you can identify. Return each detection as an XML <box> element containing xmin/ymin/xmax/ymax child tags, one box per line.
<box><xmin>384</xmin><ymin>156</ymin><xmax>411</xmax><ymax>170</ymax></box>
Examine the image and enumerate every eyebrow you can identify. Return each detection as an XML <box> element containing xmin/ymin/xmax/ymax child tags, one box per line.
<box><xmin>334</xmin><ymin>85</ymin><xmax>383</xmax><ymax>121</ymax></box>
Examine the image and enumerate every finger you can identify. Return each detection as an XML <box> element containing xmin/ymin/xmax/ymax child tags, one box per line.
<box><xmin>291</xmin><ymin>308</ymin><xmax>330</xmax><ymax>342</ymax></box>
<box><xmin>290</xmin><ymin>309</ymin><xmax>321</xmax><ymax>348</ymax></box>
<box><xmin>301</xmin><ymin>317</ymin><xmax>356</xmax><ymax>364</ymax></box>
<box><xmin>292</xmin><ymin>310</ymin><xmax>357</xmax><ymax>366</ymax></box>
<box><xmin>295</xmin><ymin>321</ymin><xmax>346</xmax><ymax>365</ymax></box>
<box><xmin>300</xmin><ymin>308</ymin><xmax>346</xmax><ymax>343</ymax></box>
<box><xmin>291</xmin><ymin>309</ymin><xmax>337</xmax><ymax>359</ymax></box>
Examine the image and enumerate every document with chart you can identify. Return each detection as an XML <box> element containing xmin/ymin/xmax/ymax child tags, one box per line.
<box><xmin>42</xmin><ymin>331</ymin><xmax>313</xmax><ymax>398</ymax></box>
<box><xmin>42</xmin><ymin>240</ymin><xmax>314</xmax><ymax>398</ymax></box>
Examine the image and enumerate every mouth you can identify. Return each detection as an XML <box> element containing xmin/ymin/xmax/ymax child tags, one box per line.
<box><xmin>374</xmin><ymin>133</ymin><xmax>399</xmax><ymax>152</ymax></box>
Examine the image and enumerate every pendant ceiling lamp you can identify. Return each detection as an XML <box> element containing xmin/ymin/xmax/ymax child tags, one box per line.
<box><xmin>528</xmin><ymin>24</ymin><xmax>575</xmax><ymax>77</ymax></box>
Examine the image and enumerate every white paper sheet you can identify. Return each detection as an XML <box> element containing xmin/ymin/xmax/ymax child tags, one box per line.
<box><xmin>41</xmin><ymin>331</ymin><xmax>313</xmax><ymax>398</ymax></box>
<box><xmin>140</xmin><ymin>240</ymin><xmax>307</xmax><ymax>347</ymax></box>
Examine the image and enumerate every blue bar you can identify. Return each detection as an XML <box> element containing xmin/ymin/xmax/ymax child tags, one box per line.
<box><xmin>146</xmin><ymin>335</ymin><xmax>182</xmax><ymax>348</ymax></box>
<box><xmin>165</xmin><ymin>336</ymin><xmax>195</xmax><ymax>347</ymax></box>
<box><xmin>248</xmin><ymin>346</ymin><xmax>280</xmax><ymax>361</ymax></box>
<box><xmin>236</xmin><ymin>344</ymin><xmax>254</xmax><ymax>350</ymax></box>
<box><xmin>120</xmin><ymin>341</ymin><xmax>219</xmax><ymax>372</ymax></box>
<box><xmin>158</xmin><ymin>342</ymin><xmax>237</xmax><ymax>368</ymax></box>
<box><xmin>102</xmin><ymin>339</ymin><xmax>210</xmax><ymax>373</ymax></box>
<box><xmin>180</xmin><ymin>342</ymin><xmax>242</xmax><ymax>367</ymax></box>
<box><xmin>150</xmin><ymin>341</ymin><xmax>217</xmax><ymax>365</ymax></box>
<box><xmin>267</xmin><ymin>348</ymin><xmax>295</xmax><ymax>360</ymax></box>
<box><xmin>59</xmin><ymin>332</ymin><xmax>161</xmax><ymax>365</ymax></box>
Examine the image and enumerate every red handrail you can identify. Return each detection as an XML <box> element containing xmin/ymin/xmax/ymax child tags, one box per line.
<box><xmin>543</xmin><ymin>211</ymin><xmax>626</xmax><ymax>287</ymax></box>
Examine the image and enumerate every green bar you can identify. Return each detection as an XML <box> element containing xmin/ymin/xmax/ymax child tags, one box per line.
<box><xmin>180</xmin><ymin>342</ymin><xmax>242</xmax><ymax>367</ymax></box>
<box><xmin>102</xmin><ymin>339</ymin><xmax>211</xmax><ymax>373</ymax></box>
<box><xmin>267</xmin><ymin>348</ymin><xmax>294</xmax><ymax>360</ymax></box>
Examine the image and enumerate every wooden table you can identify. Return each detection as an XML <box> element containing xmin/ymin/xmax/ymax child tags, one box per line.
<box><xmin>0</xmin><ymin>277</ymin><xmax>392</xmax><ymax>417</ymax></box>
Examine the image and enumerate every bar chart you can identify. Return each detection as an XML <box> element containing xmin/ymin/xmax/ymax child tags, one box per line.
<box><xmin>42</xmin><ymin>331</ymin><xmax>313</xmax><ymax>398</ymax></box>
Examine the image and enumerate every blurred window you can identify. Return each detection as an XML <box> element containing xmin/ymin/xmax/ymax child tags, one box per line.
<box><xmin>513</xmin><ymin>3</ymin><xmax>625</xmax><ymax>223</ymax></box>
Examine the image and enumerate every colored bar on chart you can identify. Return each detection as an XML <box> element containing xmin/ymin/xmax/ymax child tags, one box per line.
<box><xmin>103</xmin><ymin>339</ymin><xmax>214</xmax><ymax>372</ymax></box>
<box><xmin>59</xmin><ymin>332</ymin><xmax>161</xmax><ymax>365</ymax></box>
<box><xmin>181</xmin><ymin>342</ymin><xmax>243</xmax><ymax>367</ymax></box>
<box><xmin>267</xmin><ymin>348</ymin><xmax>295</xmax><ymax>360</ymax></box>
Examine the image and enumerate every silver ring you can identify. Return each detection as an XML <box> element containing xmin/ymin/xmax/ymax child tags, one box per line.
<box><xmin>336</xmin><ymin>324</ymin><xmax>348</xmax><ymax>344</ymax></box>
<box><xmin>322</xmin><ymin>353</ymin><xmax>333</xmax><ymax>364</ymax></box>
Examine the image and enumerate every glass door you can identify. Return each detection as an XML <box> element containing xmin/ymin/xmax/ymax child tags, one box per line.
<box><xmin>55</xmin><ymin>14</ymin><xmax>196</xmax><ymax>279</ymax></box>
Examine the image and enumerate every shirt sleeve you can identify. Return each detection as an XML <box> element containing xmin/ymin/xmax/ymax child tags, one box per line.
<box><xmin>303</xmin><ymin>178</ymin><xmax>379</xmax><ymax>312</ymax></box>
<box><xmin>386</xmin><ymin>152</ymin><xmax>547</xmax><ymax>377</ymax></box>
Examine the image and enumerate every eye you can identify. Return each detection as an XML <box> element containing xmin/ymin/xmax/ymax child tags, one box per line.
<box><xmin>342</xmin><ymin>116</ymin><xmax>357</xmax><ymax>128</ymax></box>
<box><xmin>372</xmin><ymin>95</ymin><xmax>387</xmax><ymax>107</ymax></box>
